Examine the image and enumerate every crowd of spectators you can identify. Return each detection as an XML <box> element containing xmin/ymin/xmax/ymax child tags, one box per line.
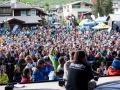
<box><xmin>0</xmin><ymin>25</ymin><xmax>120</xmax><ymax>84</ymax></box>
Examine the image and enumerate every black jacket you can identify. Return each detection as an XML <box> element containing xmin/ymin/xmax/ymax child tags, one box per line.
<box><xmin>3</xmin><ymin>57</ymin><xmax>16</xmax><ymax>72</ymax></box>
<box><xmin>0</xmin><ymin>57</ymin><xmax>4</xmax><ymax>65</ymax></box>
<box><xmin>66</xmin><ymin>62</ymin><xmax>94</xmax><ymax>90</ymax></box>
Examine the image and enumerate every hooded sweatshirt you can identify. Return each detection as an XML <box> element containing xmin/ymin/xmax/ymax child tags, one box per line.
<box><xmin>49</xmin><ymin>49</ymin><xmax>59</xmax><ymax>71</ymax></box>
<box><xmin>0</xmin><ymin>72</ymin><xmax>9</xmax><ymax>83</ymax></box>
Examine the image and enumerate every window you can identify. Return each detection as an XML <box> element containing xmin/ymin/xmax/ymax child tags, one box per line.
<box><xmin>0</xmin><ymin>8</ymin><xmax>11</xmax><ymax>13</ymax></box>
<box><xmin>72</xmin><ymin>3</ymin><xmax>81</xmax><ymax>8</ymax></box>
<box><xmin>31</xmin><ymin>10</ymin><xmax>36</xmax><ymax>16</ymax></box>
<box><xmin>21</xmin><ymin>11</ymin><xmax>26</xmax><ymax>16</ymax></box>
<box><xmin>116</xmin><ymin>8</ymin><xmax>118</xmax><ymax>11</ymax></box>
<box><xmin>26</xmin><ymin>11</ymin><xmax>31</xmax><ymax>16</ymax></box>
<box><xmin>67</xmin><ymin>5</ymin><xmax>69</xmax><ymax>8</ymax></box>
<box><xmin>0</xmin><ymin>8</ymin><xmax>2</xmax><ymax>13</ymax></box>
<box><xmin>85</xmin><ymin>4</ymin><xmax>89</xmax><ymax>6</ymax></box>
<box><xmin>72</xmin><ymin>5</ymin><xmax>80</xmax><ymax>8</ymax></box>
<box><xmin>113</xmin><ymin>3</ymin><xmax>117</xmax><ymax>6</ymax></box>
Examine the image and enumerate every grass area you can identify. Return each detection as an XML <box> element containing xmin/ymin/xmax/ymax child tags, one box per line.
<box><xmin>0</xmin><ymin>0</ymin><xmax>118</xmax><ymax>5</ymax></box>
<box><xmin>36</xmin><ymin>0</ymin><xmax>90</xmax><ymax>5</ymax></box>
<box><xmin>0</xmin><ymin>0</ymin><xmax>90</xmax><ymax>5</ymax></box>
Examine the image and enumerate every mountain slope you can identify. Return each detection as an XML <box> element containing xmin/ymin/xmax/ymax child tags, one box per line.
<box><xmin>0</xmin><ymin>0</ymin><xmax>90</xmax><ymax>5</ymax></box>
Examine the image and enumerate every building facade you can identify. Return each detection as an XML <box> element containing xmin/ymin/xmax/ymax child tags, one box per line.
<box><xmin>0</xmin><ymin>0</ymin><xmax>47</xmax><ymax>29</ymax></box>
<box><xmin>63</xmin><ymin>1</ymin><xmax>92</xmax><ymax>18</ymax></box>
<box><xmin>113</xmin><ymin>1</ymin><xmax>120</xmax><ymax>14</ymax></box>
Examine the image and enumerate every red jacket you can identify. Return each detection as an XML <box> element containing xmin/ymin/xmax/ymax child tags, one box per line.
<box><xmin>21</xmin><ymin>75</ymin><xmax>31</xmax><ymax>83</ymax></box>
<box><xmin>107</xmin><ymin>66</ymin><xmax>120</xmax><ymax>75</ymax></box>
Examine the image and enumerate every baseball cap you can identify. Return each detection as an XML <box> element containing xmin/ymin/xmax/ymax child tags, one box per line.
<box><xmin>37</xmin><ymin>59</ymin><xmax>44</xmax><ymax>64</ymax></box>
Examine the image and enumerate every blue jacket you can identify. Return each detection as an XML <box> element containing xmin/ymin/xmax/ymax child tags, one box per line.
<box><xmin>87</xmin><ymin>54</ymin><xmax>96</xmax><ymax>65</ymax></box>
<box><xmin>32</xmin><ymin>66</ymin><xmax>50</xmax><ymax>81</ymax></box>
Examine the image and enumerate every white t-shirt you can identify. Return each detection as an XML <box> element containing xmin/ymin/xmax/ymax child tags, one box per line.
<box><xmin>25</xmin><ymin>61</ymin><xmax>36</xmax><ymax>69</ymax></box>
<box><xmin>57</xmin><ymin>65</ymin><xmax>64</xmax><ymax>72</ymax></box>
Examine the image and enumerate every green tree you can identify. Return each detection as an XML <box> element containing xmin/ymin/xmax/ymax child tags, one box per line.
<box><xmin>19</xmin><ymin>0</ymin><xmax>34</xmax><ymax>5</ymax></box>
<box><xmin>44</xmin><ymin>2</ymin><xmax>49</xmax><ymax>12</ymax></box>
<box><xmin>92</xmin><ymin>0</ymin><xmax>105</xmax><ymax>17</ymax></box>
<box><xmin>103</xmin><ymin>0</ymin><xmax>113</xmax><ymax>16</ymax></box>
<box><xmin>3</xmin><ymin>21</ymin><xmax>11</xmax><ymax>31</ymax></box>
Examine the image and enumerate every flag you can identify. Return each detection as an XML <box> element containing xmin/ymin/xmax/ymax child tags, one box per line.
<box><xmin>80</xmin><ymin>12</ymin><xmax>84</xmax><ymax>19</ymax></box>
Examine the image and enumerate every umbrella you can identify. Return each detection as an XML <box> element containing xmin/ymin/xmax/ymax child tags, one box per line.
<box><xmin>83</xmin><ymin>22</ymin><xmax>96</xmax><ymax>26</ymax></box>
<box><xmin>93</xmin><ymin>23</ymin><xmax>110</xmax><ymax>29</ymax></box>
<box><xmin>79</xmin><ymin>19</ymin><xmax>92</xmax><ymax>26</ymax></box>
<box><xmin>95</xmin><ymin>17</ymin><xmax>107</xmax><ymax>23</ymax></box>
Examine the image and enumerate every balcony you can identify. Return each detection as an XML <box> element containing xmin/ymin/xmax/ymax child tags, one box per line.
<box><xmin>72</xmin><ymin>8</ymin><xmax>91</xmax><ymax>12</ymax></box>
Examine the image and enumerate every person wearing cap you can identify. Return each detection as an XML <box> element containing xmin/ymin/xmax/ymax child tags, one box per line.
<box><xmin>32</xmin><ymin>59</ymin><xmax>49</xmax><ymax>81</ymax></box>
<box><xmin>0</xmin><ymin>67</ymin><xmax>9</xmax><ymax>84</ymax></box>
<box><xmin>107</xmin><ymin>50</ymin><xmax>120</xmax><ymax>75</ymax></box>
<box><xmin>43</xmin><ymin>56</ymin><xmax>54</xmax><ymax>72</ymax></box>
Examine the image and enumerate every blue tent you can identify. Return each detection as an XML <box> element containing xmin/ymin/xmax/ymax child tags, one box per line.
<box><xmin>95</xmin><ymin>17</ymin><xmax>107</xmax><ymax>23</ymax></box>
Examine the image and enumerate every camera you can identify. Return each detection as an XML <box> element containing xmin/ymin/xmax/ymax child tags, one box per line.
<box><xmin>58</xmin><ymin>79</ymin><xmax>65</xmax><ymax>87</ymax></box>
<box><xmin>5</xmin><ymin>83</ymin><xmax>14</xmax><ymax>90</ymax></box>
<box><xmin>94</xmin><ymin>76</ymin><xmax>99</xmax><ymax>81</ymax></box>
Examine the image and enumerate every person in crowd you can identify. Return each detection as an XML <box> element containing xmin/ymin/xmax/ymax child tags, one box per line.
<box><xmin>17</xmin><ymin>53</ymin><xmax>27</xmax><ymax>73</ymax></box>
<box><xmin>87</xmin><ymin>50</ymin><xmax>96</xmax><ymax>65</ymax></box>
<box><xmin>102</xmin><ymin>46</ymin><xmax>108</xmax><ymax>57</ymax></box>
<box><xmin>106</xmin><ymin>50</ymin><xmax>114</xmax><ymax>61</ymax></box>
<box><xmin>94</xmin><ymin>52</ymin><xmax>106</xmax><ymax>70</ymax></box>
<box><xmin>25</xmin><ymin>55</ymin><xmax>36</xmax><ymax>70</ymax></box>
<box><xmin>0</xmin><ymin>50</ymin><xmax>5</xmax><ymax>72</ymax></box>
<box><xmin>13</xmin><ymin>68</ymin><xmax>21</xmax><ymax>82</ymax></box>
<box><xmin>48</xmin><ymin>70</ymin><xmax>64</xmax><ymax>80</ymax></box>
<box><xmin>38</xmin><ymin>46</ymin><xmax>44</xmax><ymax>55</ymax></box>
<box><xmin>21</xmin><ymin>68</ymin><xmax>31</xmax><ymax>83</ymax></box>
<box><xmin>31</xmin><ymin>53</ymin><xmax>37</xmax><ymax>63</ymax></box>
<box><xmin>43</xmin><ymin>56</ymin><xmax>54</xmax><ymax>72</ymax></box>
<box><xmin>112</xmin><ymin>51</ymin><xmax>117</xmax><ymax>59</ymax></box>
<box><xmin>35</xmin><ymin>53</ymin><xmax>41</xmax><ymax>60</ymax></box>
<box><xmin>66</xmin><ymin>51</ymin><xmax>96</xmax><ymax>90</ymax></box>
<box><xmin>3</xmin><ymin>51</ymin><xmax>16</xmax><ymax>81</ymax></box>
<box><xmin>32</xmin><ymin>59</ymin><xmax>49</xmax><ymax>81</ymax></box>
<box><xmin>63</xmin><ymin>51</ymin><xmax>75</xmax><ymax>80</ymax></box>
<box><xmin>49</xmin><ymin>46</ymin><xmax>60</xmax><ymax>71</ymax></box>
<box><xmin>24</xmin><ymin>49</ymin><xmax>30</xmax><ymax>57</ymax></box>
<box><xmin>107</xmin><ymin>50</ymin><xmax>120</xmax><ymax>75</ymax></box>
<box><xmin>97</xmin><ymin>62</ymin><xmax>106</xmax><ymax>76</ymax></box>
<box><xmin>0</xmin><ymin>67</ymin><xmax>9</xmax><ymax>84</ymax></box>
<box><xmin>57</xmin><ymin>56</ymin><xmax>65</xmax><ymax>71</ymax></box>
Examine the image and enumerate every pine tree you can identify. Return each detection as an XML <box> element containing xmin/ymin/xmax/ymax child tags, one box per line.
<box><xmin>103</xmin><ymin>0</ymin><xmax>113</xmax><ymax>16</ymax></box>
<box><xmin>92</xmin><ymin>0</ymin><xmax>105</xmax><ymax>17</ymax></box>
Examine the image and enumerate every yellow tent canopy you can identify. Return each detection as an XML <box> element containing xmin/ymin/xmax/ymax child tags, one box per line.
<box><xmin>93</xmin><ymin>22</ymin><xmax>110</xmax><ymax>29</ymax></box>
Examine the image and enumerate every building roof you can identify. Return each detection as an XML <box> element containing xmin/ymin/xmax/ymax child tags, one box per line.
<box><xmin>66</xmin><ymin>1</ymin><xmax>92</xmax><ymax>5</ymax></box>
<box><xmin>0</xmin><ymin>1</ymin><xmax>47</xmax><ymax>15</ymax></box>
<box><xmin>0</xmin><ymin>16</ymin><xmax>42</xmax><ymax>24</ymax></box>
<box><xmin>106</xmin><ymin>14</ymin><xmax>120</xmax><ymax>21</ymax></box>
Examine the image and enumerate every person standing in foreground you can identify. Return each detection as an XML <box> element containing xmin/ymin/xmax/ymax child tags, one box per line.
<box><xmin>66</xmin><ymin>51</ymin><xmax>95</xmax><ymax>90</ymax></box>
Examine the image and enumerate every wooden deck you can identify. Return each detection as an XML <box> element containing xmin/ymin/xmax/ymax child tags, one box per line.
<box><xmin>1</xmin><ymin>76</ymin><xmax>120</xmax><ymax>90</ymax></box>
